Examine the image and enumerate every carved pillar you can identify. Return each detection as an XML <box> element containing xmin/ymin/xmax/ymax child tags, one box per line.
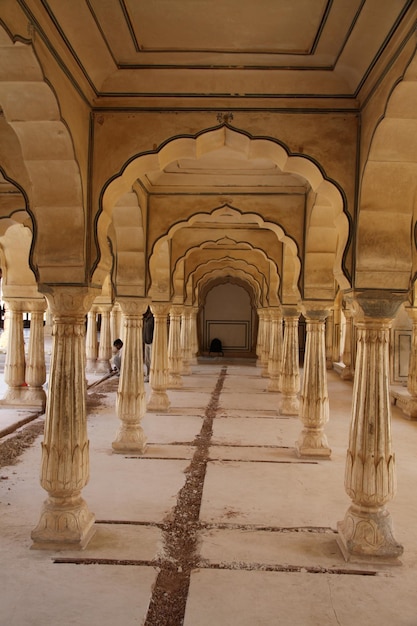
<box><xmin>96</xmin><ymin>305</ymin><xmax>112</xmax><ymax>373</ymax></box>
<box><xmin>180</xmin><ymin>307</ymin><xmax>192</xmax><ymax>375</ymax></box>
<box><xmin>25</xmin><ymin>298</ymin><xmax>47</xmax><ymax>409</ymax></box>
<box><xmin>112</xmin><ymin>299</ymin><xmax>149</xmax><ymax>453</ymax></box>
<box><xmin>325</xmin><ymin>311</ymin><xmax>334</xmax><ymax>370</ymax></box>
<box><xmin>280</xmin><ymin>308</ymin><xmax>300</xmax><ymax>415</ymax></box>
<box><xmin>267</xmin><ymin>308</ymin><xmax>283</xmax><ymax>392</ymax></box>
<box><xmin>147</xmin><ymin>302</ymin><xmax>171</xmax><ymax>412</ymax></box>
<box><xmin>31</xmin><ymin>286</ymin><xmax>97</xmax><ymax>550</ymax></box>
<box><xmin>168</xmin><ymin>305</ymin><xmax>183</xmax><ymax>388</ymax></box>
<box><xmin>2</xmin><ymin>298</ymin><xmax>26</xmax><ymax>405</ymax></box>
<box><xmin>261</xmin><ymin>309</ymin><xmax>271</xmax><ymax>377</ymax></box>
<box><xmin>296</xmin><ymin>307</ymin><xmax>331</xmax><ymax>457</ymax></box>
<box><xmin>85</xmin><ymin>308</ymin><xmax>98</xmax><ymax>373</ymax></box>
<box><xmin>256</xmin><ymin>308</ymin><xmax>264</xmax><ymax>368</ymax></box>
<box><xmin>0</xmin><ymin>306</ymin><xmax>10</xmax><ymax>352</ymax></box>
<box><xmin>341</xmin><ymin>303</ymin><xmax>354</xmax><ymax>380</ymax></box>
<box><xmin>110</xmin><ymin>302</ymin><xmax>123</xmax><ymax>344</ymax></box>
<box><xmin>337</xmin><ymin>293</ymin><xmax>404</xmax><ymax>562</ymax></box>
<box><xmin>190</xmin><ymin>305</ymin><xmax>199</xmax><ymax>364</ymax></box>
<box><xmin>332</xmin><ymin>303</ymin><xmax>342</xmax><ymax>363</ymax></box>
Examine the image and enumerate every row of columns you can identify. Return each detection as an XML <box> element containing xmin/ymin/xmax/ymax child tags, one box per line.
<box><xmin>0</xmin><ymin>289</ymin><xmax>407</xmax><ymax>563</ymax></box>
<box><xmin>257</xmin><ymin>297</ymin><xmax>404</xmax><ymax>561</ymax></box>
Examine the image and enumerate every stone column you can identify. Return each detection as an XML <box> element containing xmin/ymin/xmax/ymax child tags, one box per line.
<box><xmin>85</xmin><ymin>308</ymin><xmax>98</xmax><ymax>373</ymax></box>
<box><xmin>25</xmin><ymin>298</ymin><xmax>47</xmax><ymax>409</ymax></box>
<box><xmin>31</xmin><ymin>286</ymin><xmax>97</xmax><ymax>550</ymax></box>
<box><xmin>0</xmin><ymin>306</ymin><xmax>10</xmax><ymax>352</ymax></box>
<box><xmin>337</xmin><ymin>293</ymin><xmax>404</xmax><ymax>562</ymax></box>
<box><xmin>168</xmin><ymin>305</ymin><xmax>183</xmax><ymax>388</ymax></box>
<box><xmin>395</xmin><ymin>306</ymin><xmax>417</xmax><ymax>419</ymax></box>
<box><xmin>112</xmin><ymin>298</ymin><xmax>149</xmax><ymax>453</ymax></box>
<box><xmin>147</xmin><ymin>302</ymin><xmax>171</xmax><ymax>412</ymax></box>
<box><xmin>190</xmin><ymin>305</ymin><xmax>199</xmax><ymax>364</ymax></box>
<box><xmin>180</xmin><ymin>307</ymin><xmax>192</xmax><ymax>375</ymax></box>
<box><xmin>332</xmin><ymin>303</ymin><xmax>342</xmax><ymax>363</ymax></box>
<box><xmin>325</xmin><ymin>311</ymin><xmax>334</xmax><ymax>370</ymax></box>
<box><xmin>296</xmin><ymin>307</ymin><xmax>331</xmax><ymax>457</ymax></box>
<box><xmin>280</xmin><ymin>308</ymin><xmax>300</xmax><ymax>415</ymax></box>
<box><xmin>341</xmin><ymin>303</ymin><xmax>354</xmax><ymax>380</ymax></box>
<box><xmin>96</xmin><ymin>305</ymin><xmax>112</xmax><ymax>373</ymax></box>
<box><xmin>110</xmin><ymin>302</ymin><xmax>123</xmax><ymax>344</ymax></box>
<box><xmin>2</xmin><ymin>298</ymin><xmax>26</xmax><ymax>405</ymax></box>
<box><xmin>261</xmin><ymin>309</ymin><xmax>271</xmax><ymax>377</ymax></box>
<box><xmin>256</xmin><ymin>308</ymin><xmax>264</xmax><ymax>368</ymax></box>
<box><xmin>267</xmin><ymin>308</ymin><xmax>283</xmax><ymax>392</ymax></box>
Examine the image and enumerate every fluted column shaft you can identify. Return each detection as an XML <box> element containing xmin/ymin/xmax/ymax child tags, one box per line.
<box><xmin>25</xmin><ymin>299</ymin><xmax>47</xmax><ymax>409</ymax></box>
<box><xmin>337</xmin><ymin>294</ymin><xmax>403</xmax><ymax>561</ymax></box>
<box><xmin>280</xmin><ymin>309</ymin><xmax>300</xmax><ymax>415</ymax></box>
<box><xmin>0</xmin><ymin>307</ymin><xmax>10</xmax><ymax>351</ymax></box>
<box><xmin>110</xmin><ymin>303</ymin><xmax>123</xmax><ymax>344</ymax></box>
<box><xmin>2</xmin><ymin>298</ymin><xmax>26</xmax><ymax>404</ymax></box>
<box><xmin>256</xmin><ymin>308</ymin><xmax>265</xmax><ymax>367</ymax></box>
<box><xmin>406</xmin><ymin>307</ymin><xmax>417</xmax><ymax>398</ymax></box>
<box><xmin>325</xmin><ymin>311</ymin><xmax>334</xmax><ymax>370</ymax></box>
<box><xmin>31</xmin><ymin>287</ymin><xmax>97</xmax><ymax>550</ymax></box>
<box><xmin>85</xmin><ymin>308</ymin><xmax>98</xmax><ymax>373</ymax></box>
<box><xmin>261</xmin><ymin>309</ymin><xmax>271</xmax><ymax>377</ymax></box>
<box><xmin>96</xmin><ymin>305</ymin><xmax>112</xmax><ymax>373</ymax></box>
<box><xmin>180</xmin><ymin>308</ymin><xmax>192</xmax><ymax>375</ymax></box>
<box><xmin>341</xmin><ymin>305</ymin><xmax>354</xmax><ymax>380</ymax></box>
<box><xmin>147</xmin><ymin>302</ymin><xmax>171</xmax><ymax>412</ymax></box>
<box><xmin>189</xmin><ymin>306</ymin><xmax>199</xmax><ymax>364</ymax></box>
<box><xmin>267</xmin><ymin>309</ymin><xmax>283</xmax><ymax>392</ymax></box>
<box><xmin>168</xmin><ymin>305</ymin><xmax>183</xmax><ymax>388</ymax></box>
<box><xmin>296</xmin><ymin>309</ymin><xmax>331</xmax><ymax>457</ymax></box>
<box><xmin>112</xmin><ymin>299</ymin><xmax>149</xmax><ymax>453</ymax></box>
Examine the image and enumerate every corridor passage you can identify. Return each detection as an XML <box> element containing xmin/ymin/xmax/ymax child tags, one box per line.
<box><xmin>1</xmin><ymin>361</ymin><xmax>417</xmax><ymax>625</ymax></box>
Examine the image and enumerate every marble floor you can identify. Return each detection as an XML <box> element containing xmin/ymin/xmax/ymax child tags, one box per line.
<box><xmin>1</xmin><ymin>360</ymin><xmax>417</xmax><ymax>625</ymax></box>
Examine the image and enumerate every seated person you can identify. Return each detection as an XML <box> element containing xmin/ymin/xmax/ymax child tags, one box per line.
<box><xmin>111</xmin><ymin>338</ymin><xmax>123</xmax><ymax>374</ymax></box>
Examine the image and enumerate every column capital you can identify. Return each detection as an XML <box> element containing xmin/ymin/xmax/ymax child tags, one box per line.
<box><xmin>39</xmin><ymin>285</ymin><xmax>99</xmax><ymax>317</ymax></box>
<box><xmin>170</xmin><ymin>304</ymin><xmax>184</xmax><ymax>317</ymax></box>
<box><xmin>116</xmin><ymin>297</ymin><xmax>150</xmax><ymax>317</ymax></box>
<box><xmin>282</xmin><ymin>306</ymin><xmax>300</xmax><ymax>319</ymax></box>
<box><xmin>352</xmin><ymin>290</ymin><xmax>406</xmax><ymax>320</ymax></box>
<box><xmin>150</xmin><ymin>302</ymin><xmax>171</xmax><ymax>317</ymax></box>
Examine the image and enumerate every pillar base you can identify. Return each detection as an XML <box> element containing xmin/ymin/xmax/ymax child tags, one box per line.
<box><xmin>1</xmin><ymin>386</ymin><xmax>44</xmax><ymax>408</ymax></box>
<box><xmin>147</xmin><ymin>390</ymin><xmax>171</xmax><ymax>412</ymax></box>
<box><xmin>340</xmin><ymin>365</ymin><xmax>354</xmax><ymax>381</ymax></box>
<box><xmin>31</xmin><ymin>494</ymin><xmax>95</xmax><ymax>551</ymax></box>
<box><xmin>181</xmin><ymin>363</ymin><xmax>191</xmax><ymax>376</ymax></box>
<box><xmin>168</xmin><ymin>373</ymin><xmax>183</xmax><ymax>388</ymax></box>
<box><xmin>295</xmin><ymin>430</ymin><xmax>331</xmax><ymax>458</ymax></box>
<box><xmin>280</xmin><ymin>394</ymin><xmax>299</xmax><ymax>415</ymax></box>
<box><xmin>112</xmin><ymin>425</ymin><xmax>147</xmax><ymax>454</ymax></box>
<box><xmin>267</xmin><ymin>377</ymin><xmax>281</xmax><ymax>392</ymax></box>
<box><xmin>337</xmin><ymin>504</ymin><xmax>403</xmax><ymax>564</ymax></box>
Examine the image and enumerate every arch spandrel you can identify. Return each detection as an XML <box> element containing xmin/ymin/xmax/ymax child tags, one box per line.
<box><xmin>0</xmin><ymin>28</ymin><xmax>86</xmax><ymax>284</ymax></box>
<box><xmin>356</xmin><ymin>51</ymin><xmax>417</xmax><ymax>291</ymax></box>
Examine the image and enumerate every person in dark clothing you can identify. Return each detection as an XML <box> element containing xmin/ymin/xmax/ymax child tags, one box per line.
<box><xmin>143</xmin><ymin>308</ymin><xmax>154</xmax><ymax>382</ymax></box>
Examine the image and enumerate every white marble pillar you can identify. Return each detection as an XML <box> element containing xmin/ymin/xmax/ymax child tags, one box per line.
<box><xmin>25</xmin><ymin>298</ymin><xmax>47</xmax><ymax>409</ymax></box>
<box><xmin>2</xmin><ymin>298</ymin><xmax>26</xmax><ymax>405</ymax></box>
<box><xmin>96</xmin><ymin>305</ymin><xmax>112</xmax><ymax>373</ymax></box>
<box><xmin>0</xmin><ymin>306</ymin><xmax>10</xmax><ymax>352</ymax></box>
<box><xmin>110</xmin><ymin>302</ymin><xmax>123</xmax><ymax>344</ymax></box>
<box><xmin>147</xmin><ymin>302</ymin><xmax>171</xmax><ymax>412</ymax></box>
<box><xmin>341</xmin><ymin>304</ymin><xmax>354</xmax><ymax>380</ymax></box>
<box><xmin>168</xmin><ymin>305</ymin><xmax>183</xmax><ymax>388</ymax></box>
<box><xmin>180</xmin><ymin>307</ymin><xmax>192</xmax><ymax>375</ymax></box>
<box><xmin>396</xmin><ymin>306</ymin><xmax>417</xmax><ymax>419</ymax></box>
<box><xmin>332</xmin><ymin>304</ymin><xmax>342</xmax><ymax>363</ymax></box>
<box><xmin>256</xmin><ymin>308</ymin><xmax>264</xmax><ymax>368</ymax></box>
<box><xmin>261</xmin><ymin>309</ymin><xmax>271</xmax><ymax>377</ymax></box>
<box><xmin>190</xmin><ymin>305</ymin><xmax>199</xmax><ymax>364</ymax></box>
<box><xmin>112</xmin><ymin>298</ymin><xmax>149</xmax><ymax>453</ymax></box>
<box><xmin>267</xmin><ymin>308</ymin><xmax>283</xmax><ymax>392</ymax></box>
<box><xmin>325</xmin><ymin>311</ymin><xmax>334</xmax><ymax>370</ymax></box>
<box><xmin>280</xmin><ymin>308</ymin><xmax>300</xmax><ymax>415</ymax></box>
<box><xmin>296</xmin><ymin>307</ymin><xmax>331</xmax><ymax>458</ymax></box>
<box><xmin>31</xmin><ymin>287</ymin><xmax>97</xmax><ymax>550</ymax></box>
<box><xmin>337</xmin><ymin>293</ymin><xmax>404</xmax><ymax>562</ymax></box>
<box><xmin>85</xmin><ymin>308</ymin><xmax>98</xmax><ymax>373</ymax></box>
